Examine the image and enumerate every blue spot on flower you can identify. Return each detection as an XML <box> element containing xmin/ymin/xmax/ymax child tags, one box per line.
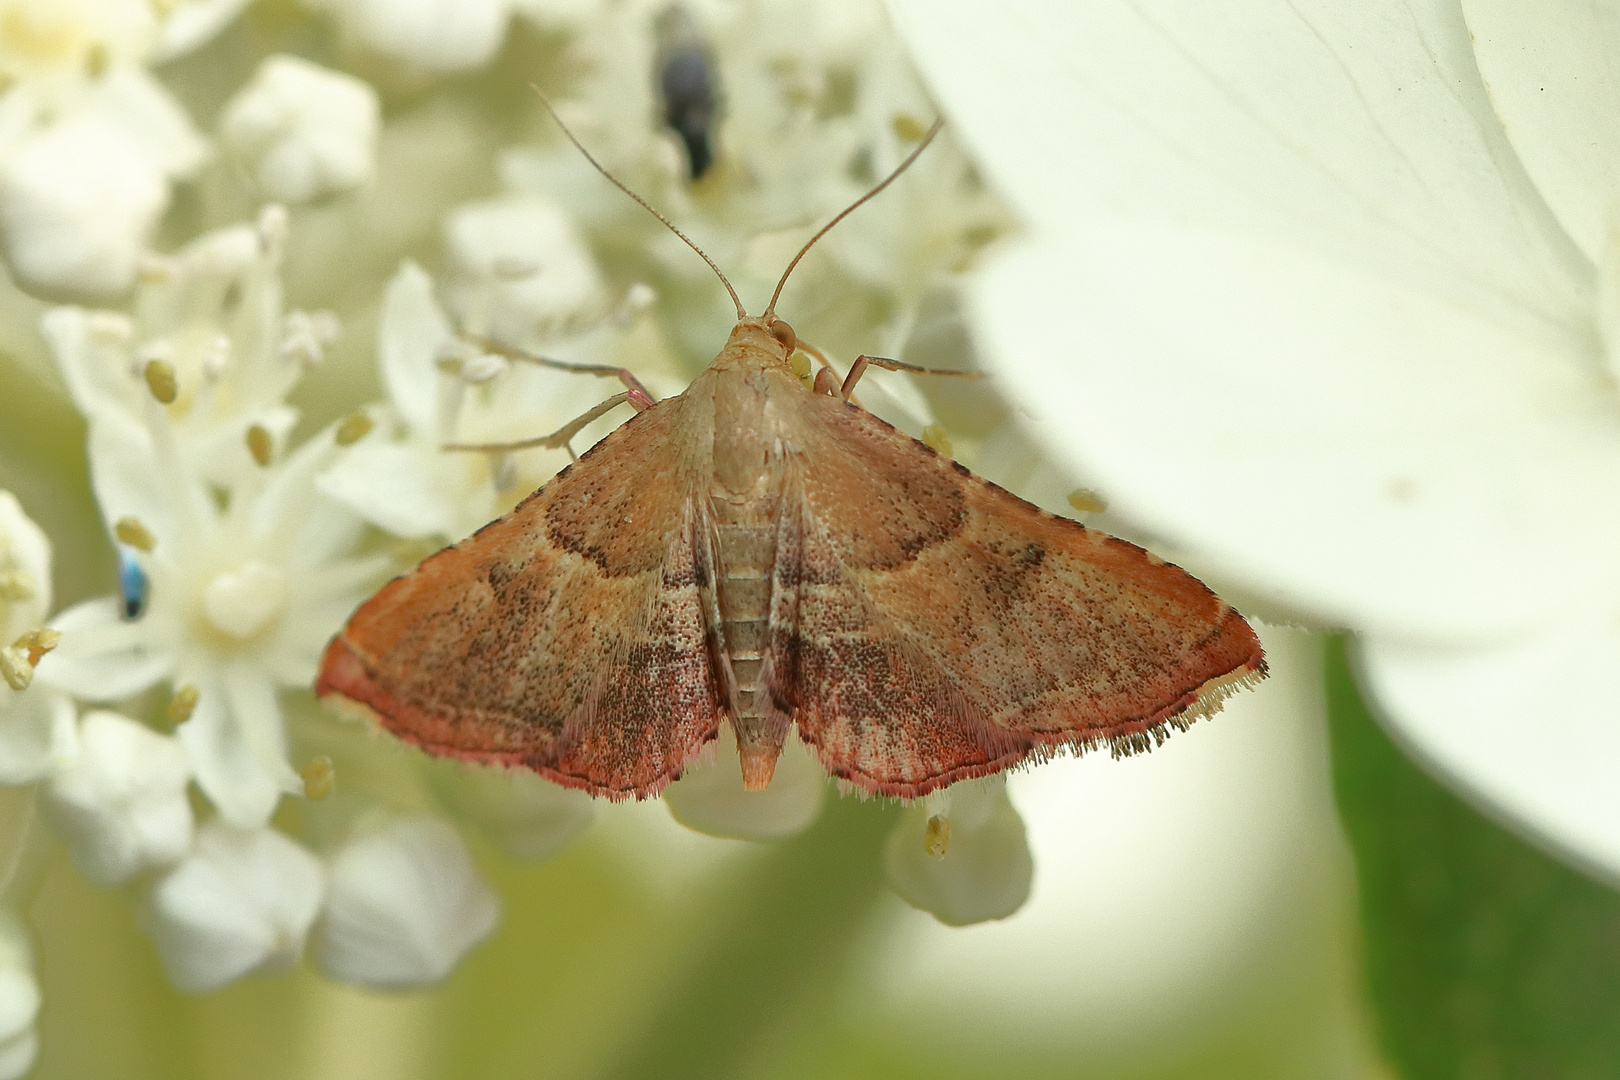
<box><xmin>119</xmin><ymin>549</ymin><xmax>148</xmax><ymax>620</ymax></box>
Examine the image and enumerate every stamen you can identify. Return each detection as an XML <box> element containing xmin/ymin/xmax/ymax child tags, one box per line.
<box><xmin>114</xmin><ymin>517</ymin><xmax>157</xmax><ymax>552</ymax></box>
<box><xmin>143</xmin><ymin>359</ymin><xmax>178</xmax><ymax>404</ymax></box>
<box><xmin>0</xmin><ymin>645</ymin><xmax>31</xmax><ymax>691</ymax></box>
<box><xmin>301</xmin><ymin>756</ymin><xmax>336</xmax><ymax>800</ymax></box>
<box><xmin>1067</xmin><ymin>489</ymin><xmax>1107</xmax><ymax>514</ymax></box>
<box><xmin>246</xmin><ymin>424</ymin><xmax>274</xmax><ymax>466</ymax></box>
<box><xmin>168</xmin><ymin>684</ymin><xmax>199</xmax><ymax>724</ymax></box>
<box><xmin>335</xmin><ymin>412</ymin><xmax>374</xmax><ymax>446</ymax></box>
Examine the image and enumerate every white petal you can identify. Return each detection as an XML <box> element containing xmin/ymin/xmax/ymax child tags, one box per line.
<box><xmin>44</xmin><ymin>710</ymin><xmax>193</xmax><ymax>885</ymax></box>
<box><xmin>175</xmin><ymin>672</ymin><xmax>288</xmax><ymax>827</ymax></box>
<box><xmin>0</xmin><ymin>909</ymin><xmax>38</xmax><ymax>1046</ymax></box>
<box><xmin>1359</xmin><ymin>624</ymin><xmax>1620</xmax><ymax>883</ymax></box>
<box><xmin>888</xmin><ymin>0</ymin><xmax>1587</xmax><ymax>329</ymax></box>
<box><xmin>0</xmin><ymin>689</ymin><xmax>77</xmax><ymax>787</ymax></box>
<box><xmin>971</xmin><ymin>222</ymin><xmax>1620</xmax><ymax>641</ymax></box>
<box><xmin>317</xmin><ymin>816</ymin><xmax>499</xmax><ymax>989</ymax></box>
<box><xmin>83</xmin><ymin>409</ymin><xmax>180</xmax><ymax>552</ymax></box>
<box><xmin>883</xmin><ymin>777</ymin><xmax>1033</xmax><ymax>926</ymax></box>
<box><xmin>148</xmin><ymin>822</ymin><xmax>325</xmax><ymax>992</ymax></box>
<box><xmin>39</xmin><ymin>306</ymin><xmax>137</xmax><ymax>428</ymax></box>
<box><xmin>441</xmin><ymin>197</ymin><xmax>604</xmax><ymax>344</ymax></box>
<box><xmin>329</xmin><ymin>0</ymin><xmax>513</xmax><ymax>74</ymax></box>
<box><xmin>76</xmin><ymin>69</ymin><xmax>210</xmax><ymax>179</ymax></box>
<box><xmin>379</xmin><ymin>262</ymin><xmax>453</xmax><ymax>431</ymax></box>
<box><xmin>37</xmin><ymin>597</ymin><xmax>174</xmax><ymax>701</ymax></box>
<box><xmin>0</xmin><ymin>491</ymin><xmax>51</xmax><ymax>637</ymax></box>
<box><xmin>0</xmin><ymin>116</ymin><xmax>168</xmax><ymax>298</ymax></box>
<box><xmin>316</xmin><ymin>440</ymin><xmax>486</xmax><ymax>539</ymax></box>
<box><xmin>426</xmin><ymin>762</ymin><xmax>595</xmax><ymax>862</ymax></box>
<box><xmin>662</xmin><ymin>729</ymin><xmax>826</xmax><ymax>842</ymax></box>
<box><xmin>221</xmin><ymin>55</ymin><xmax>380</xmax><ymax>204</ymax></box>
<box><xmin>154</xmin><ymin>0</ymin><xmax>257</xmax><ymax>61</ymax></box>
<box><xmin>1463</xmin><ymin>0</ymin><xmax>1620</xmax><ymax>262</ymax></box>
<box><xmin>0</xmin><ymin>1030</ymin><xmax>36</xmax><ymax>1080</ymax></box>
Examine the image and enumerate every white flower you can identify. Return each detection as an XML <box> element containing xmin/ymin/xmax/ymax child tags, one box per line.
<box><xmin>310</xmin><ymin>0</ymin><xmax>516</xmax><ymax>75</ymax></box>
<box><xmin>0</xmin><ymin>908</ymin><xmax>38</xmax><ymax>1080</ymax></box>
<box><xmin>425</xmin><ymin>761</ymin><xmax>596</xmax><ymax>863</ymax></box>
<box><xmin>441</xmin><ymin>197</ymin><xmax>605</xmax><ymax>347</ymax></box>
<box><xmin>38</xmin><ymin>410</ymin><xmax>388</xmax><ymax>826</ymax></box>
<box><xmin>42</xmin><ymin>208</ymin><xmax>324</xmax><ymax>491</ymax></box>
<box><xmin>0</xmin><ymin>491</ymin><xmax>77</xmax><ymax>785</ymax></box>
<box><xmin>148</xmin><ymin>821</ymin><xmax>325</xmax><ymax>993</ymax></box>
<box><xmin>43</xmin><ymin>709</ymin><xmax>193</xmax><ymax>885</ymax></box>
<box><xmin>0</xmin><ymin>0</ymin><xmax>248</xmax><ymax>296</ymax></box>
<box><xmin>883</xmin><ymin>776</ymin><xmax>1032</xmax><ymax>927</ymax></box>
<box><xmin>660</xmin><ymin>728</ymin><xmax>826</xmax><ymax>842</ymax></box>
<box><xmin>317</xmin><ymin>260</ymin><xmax>677</xmax><ymax>542</ymax></box>
<box><xmin>0</xmin><ymin>115</ymin><xmax>169</xmax><ymax>298</ymax></box>
<box><xmin>888</xmin><ymin>1</ymin><xmax>1620</xmax><ymax>874</ymax></box>
<box><xmin>316</xmin><ymin>816</ymin><xmax>498</xmax><ymax>989</ymax></box>
<box><xmin>220</xmin><ymin>54</ymin><xmax>380</xmax><ymax>204</ymax></box>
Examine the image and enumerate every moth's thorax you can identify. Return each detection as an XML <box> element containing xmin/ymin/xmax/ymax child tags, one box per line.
<box><xmin>705</xmin><ymin>317</ymin><xmax>798</xmax><ymax>498</ymax></box>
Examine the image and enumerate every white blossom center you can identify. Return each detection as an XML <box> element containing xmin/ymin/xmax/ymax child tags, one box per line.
<box><xmin>200</xmin><ymin>560</ymin><xmax>289</xmax><ymax>642</ymax></box>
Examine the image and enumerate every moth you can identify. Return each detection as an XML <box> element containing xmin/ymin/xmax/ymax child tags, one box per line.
<box><xmin>316</xmin><ymin>112</ymin><xmax>1266</xmax><ymax>802</ymax></box>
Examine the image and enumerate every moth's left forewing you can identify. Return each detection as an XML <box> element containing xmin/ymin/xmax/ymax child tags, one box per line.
<box><xmin>317</xmin><ymin>393</ymin><xmax>729</xmax><ymax>799</ymax></box>
<box><xmin>771</xmin><ymin>392</ymin><xmax>1265</xmax><ymax>797</ymax></box>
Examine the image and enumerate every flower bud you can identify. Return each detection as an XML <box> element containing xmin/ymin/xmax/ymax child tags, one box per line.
<box><xmin>317</xmin><ymin>816</ymin><xmax>498</xmax><ymax>989</ymax></box>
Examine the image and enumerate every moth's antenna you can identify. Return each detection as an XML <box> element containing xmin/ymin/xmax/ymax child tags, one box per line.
<box><xmin>763</xmin><ymin>118</ymin><xmax>944</xmax><ymax>320</ymax></box>
<box><xmin>531</xmin><ymin>85</ymin><xmax>746</xmax><ymax>320</ymax></box>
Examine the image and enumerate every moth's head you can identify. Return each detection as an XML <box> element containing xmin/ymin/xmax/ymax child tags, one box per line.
<box><xmin>726</xmin><ymin>314</ymin><xmax>796</xmax><ymax>363</ymax></box>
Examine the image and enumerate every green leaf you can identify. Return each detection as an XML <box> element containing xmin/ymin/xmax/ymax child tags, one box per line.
<box><xmin>1326</xmin><ymin>638</ymin><xmax>1620</xmax><ymax>1079</ymax></box>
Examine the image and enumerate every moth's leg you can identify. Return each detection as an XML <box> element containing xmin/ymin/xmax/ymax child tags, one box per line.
<box><xmin>467</xmin><ymin>336</ymin><xmax>655</xmax><ymax>402</ymax></box>
<box><xmin>840</xmin><ymin>354</ymin><xmax>980</xmax><ymax>400</ymax></box>
<box><xmin>443</xmin><ymin>390</ymin><xmax>647</xmax><ymax>462</ymax></box>
<box><xmin>798</xmin><ymin>340</ymin><xmax>850</xmax><ymax>397</ymax></box>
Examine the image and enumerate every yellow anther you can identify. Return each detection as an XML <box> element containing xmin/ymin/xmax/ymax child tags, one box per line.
<box><xmin>114</xmin><ymin>517</ymin><xmax>157</xmax><ymax>552</ymax></box>
<box><xmin>335</xmin><ymin>412</ymin><xmax>373</xmax><ymax>446</ymax></box>
<box><xmin>1067</xmin><ymin>488</ymin><xmax>1107</xmax><ymax>514</ymax></box>
<box><xmin>246</xmin><ymin>424</ymin><xmax>273</xmax><ymax>466</ymax></box>
<box><xmin>892</xmin><ymin>114</ymin><xmax>929</xmax><ymax>142</ymax></box>
<box><xmin>15</xmin><ymin>628</ymin><xmax>59</xmax><ymax>667</ymax></box>
<box><xmin>143</xmin><ymin>359</ymin><xmax>178</xmax><ymax>404</ymax></box>
<box><xmin>301</xmin><ymin>756</ymin><xmax>336</xmax><ymax>800</ymax></box>
<box><xmin>921</xmin><ymin>423</ymin><xmax>954</xmax><ymax>458</ymax></box>
<box><xmin>924</xmin><ymin>814</ymin><xmax>951</xmax><ymax>857</ymax></box>
<box><xmin>0</xmin><ymin>646</ymin><xmax>30</xmax><ymax>691</ymax></box>
<box><xmin>167</xmin><ymin>684</ymin><xmax>199</xmax><ymax>724</ymax></box>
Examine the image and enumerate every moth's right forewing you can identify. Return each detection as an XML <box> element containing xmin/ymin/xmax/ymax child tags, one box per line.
<box><xmin>316</xmin><ymin>395</ymin><xmax>727</xmax><ymax>799</ymax></box>
<box><xmin>769</xmin><ymin>392</ymin><xmax>1264</xmax><ymax>797</ymax></box>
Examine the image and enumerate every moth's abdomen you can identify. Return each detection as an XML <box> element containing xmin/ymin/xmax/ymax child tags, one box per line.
<box><xmin>712</xmin><ymin>514</ymin><xmax>775</xmax><ymax>719</ymax></box>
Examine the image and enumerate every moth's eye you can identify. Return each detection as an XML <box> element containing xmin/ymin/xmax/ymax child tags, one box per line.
<box><xmin>769</xmin><ymin>320</ymin><xmax>796</xmax><ymax>353</ymax></box>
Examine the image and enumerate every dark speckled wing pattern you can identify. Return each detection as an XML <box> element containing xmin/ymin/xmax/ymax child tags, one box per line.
<box><xmin>315</xmin><ymin>396</ymin><xmax>727</xmax><ymax>799</ymax></box>
<box><xmin>763</xmin><ymin>393</ymin><xmax>1266</xmax><ymax>798</ymax></box>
